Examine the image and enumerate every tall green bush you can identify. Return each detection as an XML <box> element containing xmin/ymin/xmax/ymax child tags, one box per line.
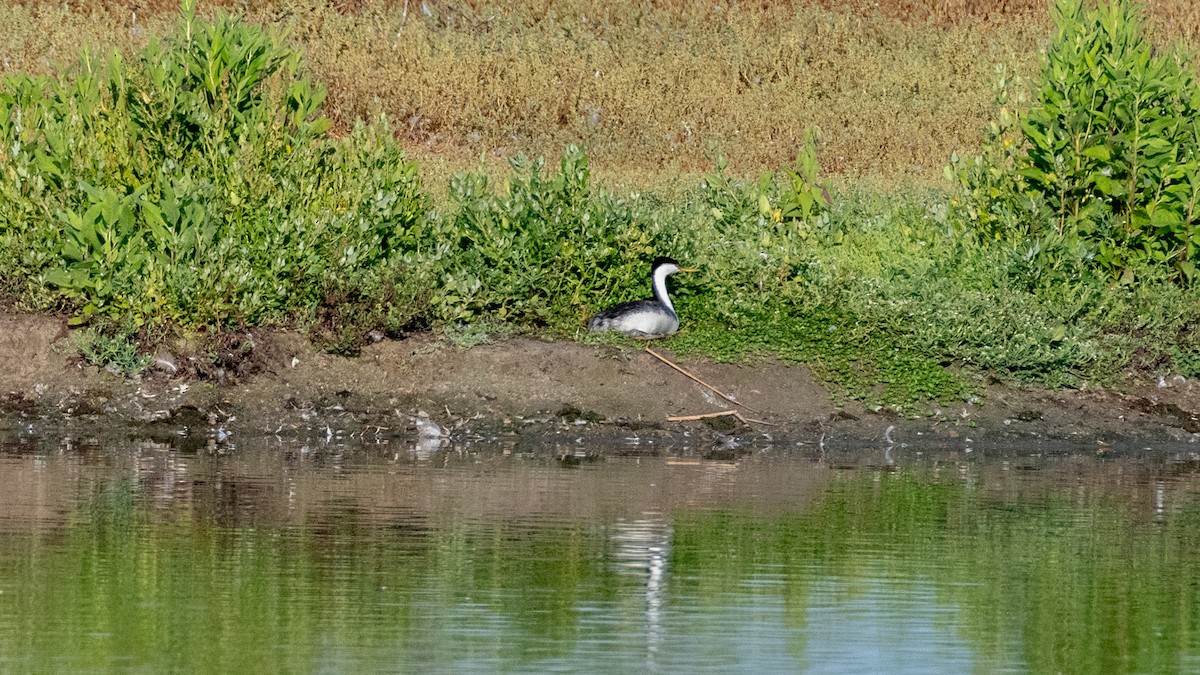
<box><xmin>951</xmin><ymin>0</ymin><xmax>1200</xmax><ymax>282</ymax></box>
<box><xmin>431</xmin><ymin>139</ymin><xmax>835</xmax><ymax>331</ymax></box>
<box><xmin>0</xmin><ymin>0</ymin><xmax>429</xmax><ymax>334</ymax></box>
<box><xmin>697</xmin><ymin>138</ymin><xmax>833</xmax><ymax>315</ymax></box>
<box><xmin>435</xmin><ymin>146</ymin><xmax>688</xmax><ymax>327</ymax></box>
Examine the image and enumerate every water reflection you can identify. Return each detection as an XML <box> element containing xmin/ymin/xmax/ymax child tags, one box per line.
<box><xmin>0</xmin><ymin>435</ymin><xmax>1198</xmax><ymax>672</ymax></box>
<box><xmin>610</xmin><ymin>513</ymin><xmax>672</xmax><ymax>671</ymax></box>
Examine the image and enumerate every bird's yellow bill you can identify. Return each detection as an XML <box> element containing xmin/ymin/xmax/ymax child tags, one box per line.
<box><xmin>679</xmin><ymin>267</ymin><xmax>699</xmax><ymax>273</ymax></box>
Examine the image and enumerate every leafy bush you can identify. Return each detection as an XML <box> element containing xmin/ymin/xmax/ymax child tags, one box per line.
<box><xmin>0</xmin><ymin>0</ymin><xmax>430</xmax><ymax>337</ymax></box>
<box><xmin>431</xmin><ymin>137</ymin><xmax>834</xmax><ymax>329</ymax></box>
<box><xmin>951</xmin><ymin>0</ymin><xmax>1200</xmax><ymax>281</ymax></box>
<box><xmin>434</xmin><ymin>146</ymin><xmax>690</xmax><ymax>327</ymax></box>
<box><xmin>696</xmin><ymin>138</ymin><xmax>833</xmax><ymax>315</ymax></box>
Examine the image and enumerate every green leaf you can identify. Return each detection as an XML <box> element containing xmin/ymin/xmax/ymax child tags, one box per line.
<box><xmin>1150</xmin><ymin>207</ymin><xmax>1183</xmax><ymax>230</ymax></box>
<box><xmin>1091</xmin><ymin>173</ymin><xmax>1126</xmax><ymax>197</ymax></box>
<box><xmin>1179</xmin><ymin>260</ymin><xmax>1197</xmax><ymax>280</ymax></box>
<box><xmin>1017</xmin><ymin>167</ymin><xmax>1051</xmax><ymax>185</ymax></box>
<box><xmin>43</xmin><ymin>269</ymin><xmax>73</xmax><ymax>289</ymax></box>
<box><xmin>67</xmin><ymin>303</ymin><xmax>99</xmax><ymax>326</ymax></box>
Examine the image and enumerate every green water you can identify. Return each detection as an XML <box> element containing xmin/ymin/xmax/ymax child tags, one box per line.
<box><xmin>0</xmin><ymin>437</ymin><xmax>1197</xmax><ymax>673</ymax></box>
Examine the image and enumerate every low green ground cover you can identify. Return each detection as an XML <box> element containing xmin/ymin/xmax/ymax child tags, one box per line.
<box><xmin>2</xmin><ymin>0</ymin><xmax>1199</xmax><ymax>408</ymax></box>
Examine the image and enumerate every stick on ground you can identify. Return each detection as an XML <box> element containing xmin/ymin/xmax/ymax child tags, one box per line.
<box><xmin>644</xmin><ymin>346</ymin><xmax>763</xmax><ymax>414</ymax></box>
<box><xmin>667</xmin><ymin>410</ymin><xmax>776</xmax><ymax>426</ymax></box>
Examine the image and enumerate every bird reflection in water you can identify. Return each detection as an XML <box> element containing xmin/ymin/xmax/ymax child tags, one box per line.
<box><xmin>610</xmin><ymin>512</ymin><xmax>672</xmax><ymax>671</ymax></box>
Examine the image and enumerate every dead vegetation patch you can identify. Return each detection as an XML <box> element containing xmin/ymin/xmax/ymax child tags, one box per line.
<box><xmin>158</xmin><ymin>329</ymin><xmax>279</xmax><ymax>383</ymax></box>
<box><xmin>3</xmin><ymin>1</ymin><xmax>1196</xmax><ymax>185</ymax></box>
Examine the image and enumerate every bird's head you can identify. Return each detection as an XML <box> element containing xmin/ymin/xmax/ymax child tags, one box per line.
<box><xmin>651</xmin><ymin>256</ymin><xmax>698</xmax><ymax>275</ymax></box>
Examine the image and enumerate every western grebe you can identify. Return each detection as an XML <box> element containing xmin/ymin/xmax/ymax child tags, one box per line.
<box><xmin>588</xmin><ymin>256</ymin><xmax>697</xmax><ymax>338</ymax></box>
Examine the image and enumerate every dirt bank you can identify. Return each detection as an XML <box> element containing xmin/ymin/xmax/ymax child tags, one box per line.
<box><xmin>3</xmin><ymin>312</ymin><xmax>1200</xmax><ymax>454</ymax></box>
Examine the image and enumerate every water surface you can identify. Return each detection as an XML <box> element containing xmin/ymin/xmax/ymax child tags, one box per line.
<box><xmin>0</xmin><ymin>435</ymin><xmax>1197</xmax><ymax>673</ymax></box>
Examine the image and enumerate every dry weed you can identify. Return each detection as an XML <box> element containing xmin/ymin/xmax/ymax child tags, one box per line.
<box><xmin>1</xmin><ymin>0</ymin><xmax>1196</xmax><ymax>186</ymax></box>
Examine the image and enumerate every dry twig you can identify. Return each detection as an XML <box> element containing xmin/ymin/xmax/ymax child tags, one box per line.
<box><xmin>667</xmin><ymin>410</ymin><xmax>776</xmax><ymax>426</ymax></box>
<box><xmin>644</xmin><ymin>346</ymin><xmax>762</xmax><ymax>413</ymax></box>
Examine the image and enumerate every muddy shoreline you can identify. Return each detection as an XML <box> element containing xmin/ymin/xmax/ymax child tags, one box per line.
<box><xmin>3</xmin><ymin>313</ymin><xmax>1200</xmax><ymax>455</ymax></box>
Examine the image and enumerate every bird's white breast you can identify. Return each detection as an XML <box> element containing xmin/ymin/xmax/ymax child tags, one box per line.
<box><xmin>606</xmin><ymin>308</ymin><xmax>679</xmax><ymax>337</ymax></box>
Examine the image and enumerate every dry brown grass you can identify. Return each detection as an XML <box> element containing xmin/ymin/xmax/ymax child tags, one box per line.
<box><xmin>2</xmin><ymin>0</ymin><xmax>1198</xmax><ymax>187</ymax></box>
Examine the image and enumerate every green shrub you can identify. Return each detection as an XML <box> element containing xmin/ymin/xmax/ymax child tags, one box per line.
<box><xmin>431</xmin><ymin>137</ymin><xmax>834</xmax><ymax>330</ymax></box>
<box><xmin>435</xmin><ymin>146</ymin><xmax>690</xmax><ymax>328</ymax></box>
<box><xmin>0</xmin><ymin>0</ymin><xmax>430</xmax><ymax>336</ymax></box>
<box><xmin>696</xmin><ymin>146</ymin><xmax>832</xmax><ymax>314</ymax></box>
<box><xmin>951</xmin><ymin>0</ymin><xmax>1200</xmax><ymax>282</ymax></box>
<box><xmin>74</xmin><ymin>326</ymin><xmax>152</xmax><ymax>376</ymax></box>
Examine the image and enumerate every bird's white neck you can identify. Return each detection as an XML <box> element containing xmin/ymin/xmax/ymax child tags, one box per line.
<box><xmin>652</xmin><ymin>266</ymin><xmax>675</xmax><ymax>315</ymax></box>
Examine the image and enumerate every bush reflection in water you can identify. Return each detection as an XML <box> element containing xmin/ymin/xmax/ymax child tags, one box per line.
<box><xmin>0</xmin><ymin>437</ymin><xmax>1197</xmax><ymax>672</ymax></box>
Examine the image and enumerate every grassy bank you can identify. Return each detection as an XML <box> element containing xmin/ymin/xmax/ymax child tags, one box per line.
<box><xmin>3</xmin><ymin>0</ymin><xmax>1200</xmax><ymax>409</ymax></box>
